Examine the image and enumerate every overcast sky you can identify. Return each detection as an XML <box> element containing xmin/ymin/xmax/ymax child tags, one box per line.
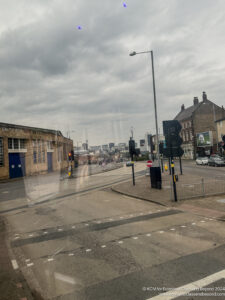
<box><xmin>1</xmin><ymin>0</ymin><xmax>225</xmax><ymax>145</ymax></box>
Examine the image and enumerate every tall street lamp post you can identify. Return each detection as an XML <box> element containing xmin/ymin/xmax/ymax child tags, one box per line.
<box><xmin>129</xmin><ymin>50</ymin><xmax>160</xmax><ymax>168</ymax></box>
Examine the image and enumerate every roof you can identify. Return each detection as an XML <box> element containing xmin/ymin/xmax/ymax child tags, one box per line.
<box><xmin>0</xmin><ymin>122</ymin><xmax>68</xmax><ymax>139</ymax></box>
<box><xmin>174</xmin><ymin>103</ymin><xmax>201</xmax><ymax>121</ymax></box>
<box><xmin>174</xmin><ymin>98</ymin><xmax>222</xmax><ymax>121</ymax></box>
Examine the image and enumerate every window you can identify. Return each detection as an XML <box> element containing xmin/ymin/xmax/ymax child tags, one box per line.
<box><xmin>33</xmin><ymin>151</ymin><xmax>37</xmax><ymax>164</ymax></box>
<box><xmin>47</xmin><ymin>141</ymin><xmax>53</xmax><ymax>150</ymax></box>
<box><xmin>8</xmin><ymin>138</ymin><xmax>27</xmax><ymax>150</ymax></box>
<box><xmin>42</xmin><ymin>150</ymin><xmax>45</xmax><ymax>162</ymax></box>
<box><xmin>0</xmin><ymin>138</ymin><xmax>3</xmax><ymax>166</ymax></box>
<box><xmin>38</xmin><ymin>150</ymin><xmax>42</xmax><ymax>163</ymax></box>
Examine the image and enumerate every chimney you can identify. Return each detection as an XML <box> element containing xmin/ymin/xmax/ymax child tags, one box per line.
<box><xmin>181</xmin><ymin>104</ymin><xmax>185</xmax><ymax>111</ymax></box>
<box><xmin>193</xmin><ymin>97</ymin><xmax>199</xmax><ymax>106</ymax></box>
<box><xmin>202</xmin><ymin>91</ymin><xmax>207</xmax><ymax>101</ymax></box>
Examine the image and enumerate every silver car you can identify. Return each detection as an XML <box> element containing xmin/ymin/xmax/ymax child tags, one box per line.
<box><xmin>196</xmin><ymin>157</ymin><xmax>209</xmax><ymax>165</ymax></box>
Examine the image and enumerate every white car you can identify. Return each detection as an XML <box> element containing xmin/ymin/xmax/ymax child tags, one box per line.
<box><xmin>196</xmin><ymin>157</ymin><xmax>208</xmax><ymax>165</ymax></box>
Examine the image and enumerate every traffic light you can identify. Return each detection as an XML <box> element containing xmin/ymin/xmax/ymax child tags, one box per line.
<box><xmin>129</xmin><ymin>139</ymin><xmax>136</xmax><ymax>158</ymax></box>
<box><xmin>70</xmin><ymin>150</ymin><xmax>74</xmax><ymax>161</ymax></box>
<box><xmin>68</xmin><ymin>152</ymin><xmax>72</xmax><ymax>161</ymax></box>
<box><xmin>159</xmin><ymin>142</ymin><xmax>164</xmax><ymax>155</ymax></box>
<box><xmin>163</xmin><ymin>120</ymin><xmax>184</xmax><ymax>158</ymax></box>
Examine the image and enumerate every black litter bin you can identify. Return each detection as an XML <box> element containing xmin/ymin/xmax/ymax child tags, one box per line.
<box><xmin>150</xmin><ymin>167</ymin><xmax>162</xmax><ymax>189</ymax></box>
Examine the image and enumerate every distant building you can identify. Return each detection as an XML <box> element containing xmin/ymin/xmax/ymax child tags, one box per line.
<box><xmin>82</xmin><ymin>143</ymin><xmax>88</xmax><ymax>150</ymax></box>
<box><xmin>0</xmin><ymin>122</ymin><xmax>73</xmax><ymax>180</ymax></box>
<box><xmin>174</xmin><ymin>92</ymin><xmax>225</xmax><ymax>159</ymax></box>
<box><xmin>109</xmin><ymin>143</ymin><xmax>115</xmax><ymax>149</ymax></box>
<box><xmin>102</xmin><ymin>144</ymin><xmax>109</xmax><ymax>151</ymax></box>
<box><xmin>140</xmin><ymin>139</ymin><xmax>147</xmax><ymax>153</ymax></box>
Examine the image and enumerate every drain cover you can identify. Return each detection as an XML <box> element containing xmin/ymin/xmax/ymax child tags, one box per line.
<box><xmin>217</xmin><ymin>199</ymin><xmax>225</xmax><ymax>203</ymax></box>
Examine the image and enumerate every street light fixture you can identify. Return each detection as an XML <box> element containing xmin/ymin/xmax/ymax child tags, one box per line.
<box><xmin>129</xmin><ymin>50</ymin><xmax>160</xmax><ymax>168</ymax></box>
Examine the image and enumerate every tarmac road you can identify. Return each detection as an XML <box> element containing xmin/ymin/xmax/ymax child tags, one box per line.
<box><xmin>1</xmin><ymin>161</ymin><xmax>225</xmax><ymax>299</ymax></box>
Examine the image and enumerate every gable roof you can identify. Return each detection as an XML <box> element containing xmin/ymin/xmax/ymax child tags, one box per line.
<box><xmin>174</xmin><ymin>103</ymin><xmax>201</xmax><ymax>121</ymax></box>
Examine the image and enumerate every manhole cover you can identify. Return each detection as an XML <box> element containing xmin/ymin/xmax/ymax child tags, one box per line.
<box><xmin>217</xmin><ymin>199</ymin><xmax>225</xmax><ymax>203</ymax></box>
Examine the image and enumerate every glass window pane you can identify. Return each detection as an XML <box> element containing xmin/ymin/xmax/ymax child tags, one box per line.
<box><xmin>8</xmin><ymin>138</ymin><xmax>13</xmax><ymax>149</ymax></box>
<box><xmin>14</xmin><ymin>139</ymin><xmax>19</xmax><ymax>149</ymax></box>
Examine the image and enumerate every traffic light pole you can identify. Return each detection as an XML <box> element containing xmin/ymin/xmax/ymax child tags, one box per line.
<box><xmin>171</xmin><ymin>159</ymin><xmax>177</xmax><ymax>202</ymax></box>
<box><xmin>179</xmin><ymin>156</ymin><xmax>183</xmax><ymax>175</ymax></box>
<box><xmin>131</xmin><ymin>153</ymin><xmax>135</xmax><ymax>186</ymax></box>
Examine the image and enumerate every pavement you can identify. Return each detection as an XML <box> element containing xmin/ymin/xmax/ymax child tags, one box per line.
<box><xmin>112</xmin><ymin>170</ymin><xmax>225</xmax><ymax>221</ymax></box>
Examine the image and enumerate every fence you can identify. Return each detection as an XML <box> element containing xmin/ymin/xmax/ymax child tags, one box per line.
<box><xmin>170</xmin><ymin>177</ymin><xmax>225</xmax><ymax>201</ymax></box>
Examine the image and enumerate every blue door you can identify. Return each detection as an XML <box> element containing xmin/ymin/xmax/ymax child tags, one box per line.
<box><xmin>9</xmin><ymin>153</ymin><xmax>26</xmax><ymax>179</ymax></box>
<box><xmin>47</xmin><ymin>152</ymin><xmax>53</xmax><ymax>172</ymax></box>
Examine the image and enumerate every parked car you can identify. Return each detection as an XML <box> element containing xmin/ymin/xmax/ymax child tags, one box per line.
<box><xmin>126</xmin><ymin>161</ymin><xmax>133</xmax><ymax>167</ymax></box>
<box><xmin>208</xmin><ymin>156</ymin><xmax>225</xmax><ymax>167</ymax></box>
<box><xmin>196</xmin><ymin>157</ymin><xmax>209</xmax><ymax>165</ymax></box>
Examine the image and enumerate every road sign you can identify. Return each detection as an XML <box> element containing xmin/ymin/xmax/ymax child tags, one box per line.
<box><xmin>147</xmin><ymin>160</ymin><xmax>153</xmax><ymax>168</ymax></box>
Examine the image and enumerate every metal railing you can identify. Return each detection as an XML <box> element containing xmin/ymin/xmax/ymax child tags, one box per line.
<box><xmin>175</xmin><ymin>177</ymin><xmax>225</xmax><ymax>200</ymax></box>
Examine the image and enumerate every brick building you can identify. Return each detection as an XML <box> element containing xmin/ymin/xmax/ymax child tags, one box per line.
<box><xmin>0</xmin><ymin>122</ymin><xmax>73</xmax><ymax>180</ymax></box>
<box><xmin>215</xmin><ymin>117</ymin><xmax>225</xmax><ymax>155</ymax></box>
<box><xmin>174</xmin><ymin>92</ymin><xmax>225</xmax><ymax>159</ymax></box>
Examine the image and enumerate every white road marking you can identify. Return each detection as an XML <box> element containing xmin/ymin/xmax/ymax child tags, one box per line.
<box><xmin>29</xmin><ymin>234</ymin><xmax>33</xmax><ymax>237</ymax></box>
<box><xmin>118</xmin><ymin>241</ymin><xmax>123</xmax><ymax>244</ymax></box>
<box><xmin>170</xmin><ymin>228</ymin><xmax>175</xmax><ymax>231</ymax></box>
<box><xmin>86</xmin><ymin>249</ymin><xmax>92</xmax><ymax>252</ymax></box>
<box><xmin>58</xmin><ymin>228</ymin><xmax>63</xmax><ymax>231</ymax></box>
<box><xmin>14</xmin><ymin>236</ymin><xmax>20</xmax><ymax>240</ymax></box>
<box><xmin>53</xmin><ymin>247</ymin><xmax>64</xmax><ymax>256</ymax></box>
<box><xmin>43</xmin><ymin>231</ymin><xmax>48</xmax><ymax>234</ymax></box>
<box><xmin>72</xmin><ymin>226</ymin><xmax>76</xmax><ymax>229</ymax></box>
<box><xmin>54</xmin><ymin>272</ymin><xmax>76</xmax><ymax>285</ymax></box>
<box><xmin>27</xmin><ymin>263</ymin><xmax>34</xmax><ymax>267</ymax></box>
<box><xmin>25</xmin><ymin>259</ymin><xmax>31</xmax><ymax>262</ymax></box>
<box><xmin>159</xmin><ymin>231</ymin><xmax>164</xmax><ymax>234</ymax></box>
<box><xmin>181</xmin><ymin>225</ymin><xmax>186</xmax><ymax>228</ymax></box>
<box><xmin>200</xmin><ymin>220</ymin><xmax>206</xmax><ymax>223</ymax></box>
<box><xmin>2</xmin><ymin>191</ymin><xmax>9</xmax><ymax>194</ymax></box>
<box><xmin>119</xmin><ymin>216</ymin><xmax>124</xmax><ymax>219</ymax></box>
<box><xmin>101</xmin><ymin>245</ymin><xmax>106</xmax><ymax>248</ymax></box>
<box><xmin>133</xmin><ymin>237</ymin><xmax>138</xmax><ymax>240</ymax></box>
<box><xmin>11</xmin><ymin>259</ymin><xmax>19</xmax><ymax>270</ymax></box>
<box><xmin>146</xmin><ymin>233</ymin><xmax>151</xmax><ymax>237</ymax></box>
<box><xmin>147</xmin><ymin>269</ymin><xmax>225</xmax><ymax>299</ymax></box>
<box><xmin>47</xmin><ymin>258</ymin><xmax>54</xmax><ymax>262</ymax></box>
<box><xmin>68</xmin><ymin>253</ymin><xmax>74</xmax><ymax>256</ymax></box>
<box><xmin>192</xmin><ymin>223</ymin><xmax>196</xmax><ymax>225</ymax></box>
